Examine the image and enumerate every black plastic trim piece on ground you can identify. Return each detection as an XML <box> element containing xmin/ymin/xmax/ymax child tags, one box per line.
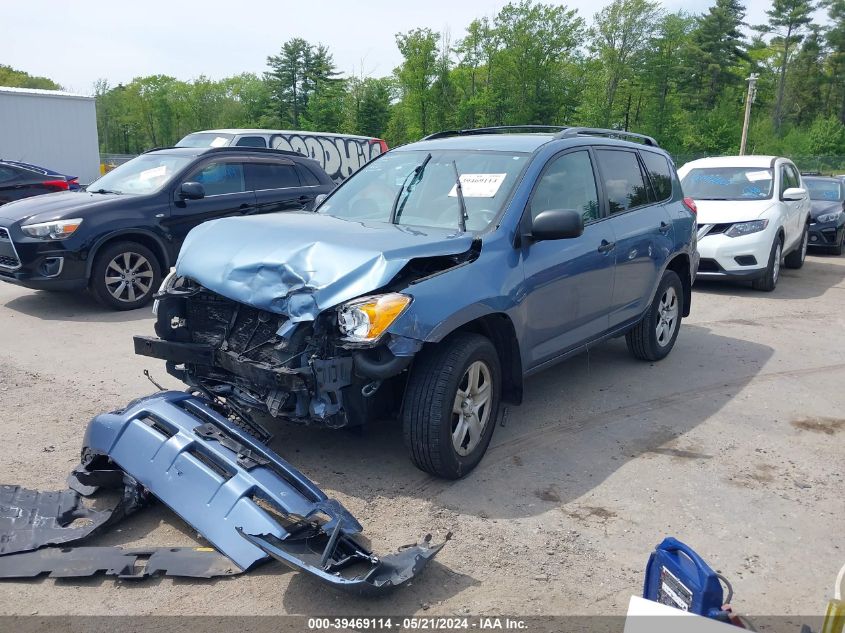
<box><xmin>0</xmin><ymin>546</ymin><xmax>243</xmax><ymax>579</ymax></box>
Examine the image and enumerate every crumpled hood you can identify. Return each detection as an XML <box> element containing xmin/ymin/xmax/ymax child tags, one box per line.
<box><xmin>175</xmin><ymin>211</ymin><xmax>475</xmax><ymax>321</ymax></box>
<box><xmin>0</xmin><ymin>190</ymin><xmax>122</xmax><ymax>224</ymax></box>
<box><xmin>694</xmin><ymin>199</ymin><xmax>775</xmax><ymax>224</ymax></box>
<box><xmin>810</xmin><ymin>200</ymin><xmax>843</xmax><ymax>219</ymax></box>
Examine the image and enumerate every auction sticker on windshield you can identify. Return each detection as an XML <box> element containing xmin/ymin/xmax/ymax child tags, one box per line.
<box><xmin>746</xmin><ymin>170</ymin><xmax>771</xmax><ymax>182</ymax></box>
<box><xmin>449</xmin><ymin>173</ymin><xmax>506</xmax><ymax>197</ymax></box>
<box><xmin>139</xmin><ymin>165</ymin><xmax>167</xmax><ymax>181</ymax></box>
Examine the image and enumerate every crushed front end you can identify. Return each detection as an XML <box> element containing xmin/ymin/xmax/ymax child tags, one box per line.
<box><xmin>134</xmin><ymin>277</ymin><xmax>416</xmax><ymax>431</ymax></box>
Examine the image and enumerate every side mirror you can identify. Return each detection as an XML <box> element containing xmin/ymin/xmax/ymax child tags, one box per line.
<box><xmin>178</xmin><ymin>181</ymin><xmax>205</xmax><ymax>200</ymax></box>
<box><xmin>783</xmin><ymin>187</ymin><xmax>807</xmax><ymax>201</ymax></box>
<box><xmin>314</xmin><ymin>193</ymin><xmax>328</xmax><ymax>209</ymax></box>
<box><xmin>530</xmin><ymin>209</ymin><xmax>584</xmax><ymax>241</ymax></box>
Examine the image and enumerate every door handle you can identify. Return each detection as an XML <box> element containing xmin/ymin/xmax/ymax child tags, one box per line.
<box><xmin>597</xmin><ymin>240</ymin><xmax>616</xmax><ymax>254</ymax></box>
<box><xmin>659</xmin><ymin>221</ymin><xmax>671</xmax><ymax>234</ymax></box>
<box><xmin>239</xmin><ymin>203</ymin><xmax>256</xmax><ymax>214</ymax></box>
<box><xmin>298</xmin><ymin>195</ymin><xmax>312</xmax><ymax>202</ymax></box>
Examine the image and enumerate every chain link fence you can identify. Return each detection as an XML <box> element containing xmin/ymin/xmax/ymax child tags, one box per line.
<box><xmin>99</xmin><ymin>153</ymin><xmax>136</xmax><ymax>174</ymax></box>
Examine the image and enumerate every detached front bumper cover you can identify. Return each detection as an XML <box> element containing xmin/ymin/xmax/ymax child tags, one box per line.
<box><xmin>78</xmin><ymin>391</ymin><xmax>444</xmax><ymax>593</ymax></box>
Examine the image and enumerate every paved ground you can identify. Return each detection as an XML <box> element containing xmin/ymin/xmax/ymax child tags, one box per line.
<box><xmin>0</xmin><ymin>253</ymin><xmax>842</xmax><ymax>617</ymax></box>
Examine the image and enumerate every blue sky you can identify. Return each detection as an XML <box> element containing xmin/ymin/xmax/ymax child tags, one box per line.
<box><xmin>1</xmin><ymin>0</ymin><xmax>808</xmax><ymax>95</ymax></box>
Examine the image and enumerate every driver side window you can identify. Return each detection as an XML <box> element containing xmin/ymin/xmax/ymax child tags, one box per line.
<box><xmin>532</xmin><ymin>151</ymin><xmax>600</xmax><ymax>223</ymax></box>
<box><xmin>187</xmin><ymin>162</ymin><xmax>246</xmax><ymax>196</ymax></box>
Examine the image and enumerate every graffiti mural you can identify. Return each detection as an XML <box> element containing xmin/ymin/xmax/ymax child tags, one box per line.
<box><xmin>270</xmin><ymin>134</ymin><xmax>384</xmax><ymax>183</ymax></box>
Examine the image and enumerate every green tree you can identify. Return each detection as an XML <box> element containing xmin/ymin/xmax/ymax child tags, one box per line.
<box><xmin>266</xmin><ymin>38</ymin><xmax>310</xmax><ymax>126</ymax></box>
<box><xmin>641</xmin><ymin>12</ymin><xmax>696</xmax><ymax>141</ymax></box>
<box><xmin>0</xmin><ymin>65</ymin><xmax>62</xmax><ymax>90</ymax></box>
<box><xmin>589</xmin><ymin>0</ymin><xmax>662</xmax><ymax>126</ymax></box>
<box><xmin>685</xmin><ymin>0</ymin><xmax>748</xmax><ymax>108</ymax></box>
<box><xmin>757</xmin><ymin>0</ymin><xmax>816</xmax><ymax>130</ymax></box>
<box><xmin>826</xmin><ymin>0</ymin><xmax>845</xmax><ymax>123</ymax></box>
<box><xmin>394</xmin><ymin>28</ymin><xmax>440</xmax><ymax>138</ymax></box>
<box><xmin>492</xmin><ymin>1</ymin><xmax>585</xmax><ymax>125</ymax></box>
<box><xmin>786</xmin><ymin>27</ymin><xmax>827</xmax><ymax>125</ymax></box>
<box><xmin>347</xmin><ymin>77</ymin><xmax>393</xmax><ymax>137</ymax></box>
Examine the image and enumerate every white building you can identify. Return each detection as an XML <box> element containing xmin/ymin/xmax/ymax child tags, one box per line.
<box><xmin>0</xmin><ymin>86</ymin><xmax>100</xmax><ymax>184</ymax></box>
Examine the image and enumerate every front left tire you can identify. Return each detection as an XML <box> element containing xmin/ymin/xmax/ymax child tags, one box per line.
<box><xmin>90</xmin><ymin>241</ymin><xmax>161</xmax><ymax>311</ymax></box>
<box><xmin>402</xmin><ymin>332</ymin><xmax>501</xmax><ymax>479</ymax></box>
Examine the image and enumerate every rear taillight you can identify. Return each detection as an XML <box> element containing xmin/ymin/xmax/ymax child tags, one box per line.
<box><xmin>42</xmin><ymin>179</ymin><xmax>70</xmax><ymax>190</ymax></box>
<box><xmin>683</xmin><ymin>197</ymin><xmax>697</xmax><ymax>214</ymax></box>
<box><xmin>374</xmin><ymin>139</ymin><xmax>389</xmax><ymax>154</ymax></box>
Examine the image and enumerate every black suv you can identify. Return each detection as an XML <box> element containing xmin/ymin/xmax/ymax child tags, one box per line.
<box><xmin>0</xmin><ymin>146</ymin><xmax>334</xmax><ymax>309</ymax></box>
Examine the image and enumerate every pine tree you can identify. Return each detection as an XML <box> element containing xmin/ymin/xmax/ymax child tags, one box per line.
<box><xmin>757</xmin><ymin>0</ymin><xmax>816</xmax><ymax>130</ymax></box>
<box><xmin>686</xmin><ymin>0</ymin><xmax>749</xmax><ymax>108</ymax></box>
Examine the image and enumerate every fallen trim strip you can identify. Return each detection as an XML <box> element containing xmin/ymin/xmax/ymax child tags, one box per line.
<box><xmin>0</xmin><ymin>546</ymin><xmax>243</xmax><ymax>579</ymax></box>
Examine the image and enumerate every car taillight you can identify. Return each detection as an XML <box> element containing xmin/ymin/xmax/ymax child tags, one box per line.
<box><xmin>42</xmin><ymin>179</ymin><xmax>70</xmax><ymax>190</ymax></box>
<box><xmin>373</xmin><ymin>139</ymin><xmax>389</xmax><ymax>154</ymax></box>
<box><xmin>683</xmin><ymin>197</ymin><xmax>697</xmax><ymax>214</ymax></box>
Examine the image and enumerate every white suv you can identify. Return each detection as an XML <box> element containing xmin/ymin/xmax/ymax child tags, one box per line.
<box><xmin>678</xmin><ymin>156</ymin><xmax>811</xmax><ymax>291</ymax></box>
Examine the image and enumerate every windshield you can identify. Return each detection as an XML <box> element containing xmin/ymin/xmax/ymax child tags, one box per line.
<box><xmin>318</xmin><ymin>150</ymin><xmax>528</xmax><ymax>231</ymax></box>
<box><xmin>87</xmin><ymin>153</ymin><xmax>195</xmax><ymax>195</ymax></box>
<box><xmin>681</xmin><ymin>167</ymin><xmax>774</xmax><ymax>201</ymax></box>
<box><xmin>176</xmin><ymin>132</ymin><xmax>234</xmax><ymax>148</ymax></box>
<box><xmin>804</xmin><ymin>178</ymin><xmax>843</xmax><ymax>201</ymax></box>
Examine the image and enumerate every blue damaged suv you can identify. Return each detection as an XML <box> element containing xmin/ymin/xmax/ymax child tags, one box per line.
<box><xmin>136</xmin><ymin>126</ymin><xmax>699</xmax><ymax>479</ymax></box>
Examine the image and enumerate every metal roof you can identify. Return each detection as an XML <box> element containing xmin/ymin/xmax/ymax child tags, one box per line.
<box><xmin>0</xmin><ymin>86</ymin><xmax>93</xmax><ymax>100</ymax></box>
<box><xmin>189</xmin><ymin>129</ymin><xmax>381</xmax><ymax>141</ymax></box>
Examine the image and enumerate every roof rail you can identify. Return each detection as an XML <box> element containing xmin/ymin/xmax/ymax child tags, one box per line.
<box><xmin>144</xmin><ymin>146</ymin><xmax>304</xmax><ymax>158</ymax></box>
<box><xmin>553</xmin><ymin>127</ymin><xmax>659</xmax><ymax>147</ymax></box>
<box><xmin>423</xmin><ymin>125</ymin><xmax>570</xmax><ymax>140</ymax></box>
<box><xmin>203</xmin><ymin>146</ymin><xmax>304</xmax><ymax>158</ymax></box>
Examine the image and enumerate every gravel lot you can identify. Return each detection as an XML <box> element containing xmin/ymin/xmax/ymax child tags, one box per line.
<box><xmin>0</xmin><ymin>254</ymin><xmax>842</xmax><ymax>617</ymax></box>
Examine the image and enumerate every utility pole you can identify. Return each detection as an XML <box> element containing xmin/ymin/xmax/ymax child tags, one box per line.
<box><xmin>740</xmin><ymin>73</ymin><xmax>758</xmax><ymax>156</ymax></box>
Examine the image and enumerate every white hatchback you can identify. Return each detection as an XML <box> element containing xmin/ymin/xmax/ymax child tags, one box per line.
<box><xmin>678</xmin><ymin>156</ymin><xmax>811</xmax><ymax>291</ymax></box>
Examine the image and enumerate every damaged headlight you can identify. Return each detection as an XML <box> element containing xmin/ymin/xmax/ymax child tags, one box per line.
<box><xmin>152</xmin><ymin>270</ymin><xmax>187</xmax><ymax>316</ymax></box>
<box><xmin>338</xmin><ymin>293</ymin><xmax>412</xmax><ymax>342</ymax></box>
<box><xmin>20</xmin><ymin>218</ymin><xmax>83</xmax><ymax>240</ymax></box>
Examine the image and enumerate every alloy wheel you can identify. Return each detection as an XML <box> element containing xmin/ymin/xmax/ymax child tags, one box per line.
<box><xmin>104</xmin><ymin>251</ymin><xmax>154</xmax><ymax>303</ymax></box>
<box><xmin>655</xmin><ymin>286</ymin><xmax>679</xmax><ymax>348</ymax></box>
<box><xmin>451</xmin><ymin>360</ymin><xmax>492</xmax><ymax>456</ymax></box>
<box><xmin>773</xmin><ymin>242</ymin><xmax>782</xmax><ymax>283</ymax></box>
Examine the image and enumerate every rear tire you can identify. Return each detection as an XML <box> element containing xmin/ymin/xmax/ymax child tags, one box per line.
<box><xmin>90</xmin><ymin>241</ymin><xmax>161</xmax><ymax>311</ymax></box>
<box><xmin>752</xmin><ymin>236</ymin><xmax>782</xmax><ymax>292</ymax></box>
<box><xmin>402</xmin><ymin>332</ymin><xmax>500</xmax><ymax>479</ymax></box>
<box><xmin>626</xmin><ymin>270</ymin><xmax>684</xmax><ymax>362</ymax></box>
<box><xmin>784</xmin><ymin>223</ymin><xmax>808</xmax><ymax>269</ymax></box>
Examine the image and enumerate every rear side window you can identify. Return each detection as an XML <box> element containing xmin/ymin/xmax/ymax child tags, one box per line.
<box><xmin>0</xmin><ymin>166</ymin><xmax>19</xmax><ymax>183</ymax></box>
<box><xmin>296</xmin><ymin>164</ymin><xmax>321</xmax><ymax>186</ymax></box>
<box><xmin>640</xmin><ymin>151</ymin><xmax>673</xmax><ymax>202</ymax></box>
<box><xmin>595</xmin><ymin>150</ymin><xmax>651</xmax><ymax>214</ymax></box>
<box><xmin>189</xmin><ymin>162</ymin><xmax>247</xmax><ymax>195</ymax></box>
<box><xmin>247</xmin><ymin>162</ymin><xmax>301</xmax><ymax>190</ymax></box>
<box><xmin>235</xmin><ymin>136</ymin><xmax>267</xmax><ymax>148</ymax></box>
<box><xmin>532</xmin><ymin>150</ymin><xmax>600</xmax><ymax>222</ymax></box>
